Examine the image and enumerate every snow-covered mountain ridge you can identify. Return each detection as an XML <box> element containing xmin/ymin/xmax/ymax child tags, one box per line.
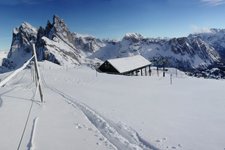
<box><xmin>2</xmin><ymin>15</ymin><xmax>225</xmax><ymax>74</ymax></box>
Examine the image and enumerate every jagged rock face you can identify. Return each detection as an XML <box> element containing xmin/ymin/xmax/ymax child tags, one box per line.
<box><xmin>73</xmin><ymin>34</ymin><xmax>105</xmax><ymax>53</ymax></box>
<box><xmin>35</xmin><ymin>16</ymin><xmax>82</xmax><ymax>65</ymax></box>
<box><xmin>169</xmin><ymin>37</ymin><xmax>195</xmax><ymax>55</ymax></box>
<box><xmin>167</xmin><ymin>37</ymin><xmax>220</xmax><ymax>69</ymax></box>
<box><xmin>123</xmin><ymin>33</ymin><xmax>144</xmax><ymax>43</ymax></box>
<box><xmin>50</xmin><ymin>15</ymin><xmax>74</xmax><ymax>44</ymax></box>
<box><xmin>4</xmin><ymin>16</ymin><xmax>84</xmax><ymax>69</ymax></box>
<box><xmin>189</xmin><ymin>29</ymin><xmax>225</xmax><ymax>63</ymax></box>
<box><xmin>3</xmin><ymin>22</ymin><xmax>37</xmax><ymax>69</ymax></box>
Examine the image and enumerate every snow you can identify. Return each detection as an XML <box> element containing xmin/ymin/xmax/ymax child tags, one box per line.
<box><xmin>0</xmin><ymin>51</ymin><xmax>7</xmax><ymax>65</ymax></box>
<box><xmin>106</xmin><ymin>55</ymin><xmax>151</xmax><ymax>73</ymax></box>
<box><xmin>42</xmin><ymin>37</ymin><xmax>81</xmax><ymax>65</ymax></box>
<box><xmin>0</xmin><ymin>56</ymin><xmax>34</xmax><ymax>87</ymax></box>
<box><xmin>124</xmin><ymin>33</ymin><xmax>144</xmax><ymax>40</ymax></box>
<box><xmin>0</xmin><ymin>61</ymin><xmax>225</xmax><ymax>150</ymax></box>
<box><xmin>21</xmin><ymin>22</ymin><xmax>38</xmax><ymax>35</ymax></box>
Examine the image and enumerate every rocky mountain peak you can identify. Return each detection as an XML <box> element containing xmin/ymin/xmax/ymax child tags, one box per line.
<box><xmin>52</xmin><ymin>15</ymin><xmax>70</xmax><ymax>36</ymax></box>
<box><xmin>209</xmin><ymin>28</ymin><xmax>225</xmax><ymax>34</ymax></box>
<box><xmin>13</xmin><ymin>22</ymin><xmax>37</xmax><ymax>39</ymax></box>
<box><xmin>123</xmin><ymin>33</ymin><xmax>144</xmax><ymax>42</ymax></box>
<box><xmin>189</xmin><ymin>28</ymin><xmax>225</xmax><ymax>38</ymax></box>
<box><xmin>21</xmin><ymin>22</ymin><xmax>37</xmax><ymax>32</ymax></box>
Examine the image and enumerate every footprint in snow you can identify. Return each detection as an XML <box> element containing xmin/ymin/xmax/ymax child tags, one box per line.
<box><xmin>99</xmin><ymin>137</ymin><xmax>105</xmax><ymax>141</ymax></box>
<box><xmin>75</xmin><ymin>123</ymin><xmax>82</xmax><ymax>129</ymax></box>
<box><xmin>109</xmin><ymin>144</ymin><xmax>114</xmax><ymax>149</ymax></box>
<box><xmin>104</xmin><ymin>141</ymin><xmax>108</xmax><ymax>146</ymax></box>
<box><xmin>163</xmin><ymin>137</ymin><xmax>167</xmax><ymax>141</ymax></box>
<box><xmin>155</xmin><ymin>139</ymin><xmax>161</xmax><ymax>143</ymax></box>
<box><xmin>178</xmin><ymin>144</ymin><xmax>182</xmax><ymax>148</ymax></box>
<box><xmin>171</xmin><ymin>146</ymin><xmax>176</xmax><ymax>149</ymax></box>
<box><xmin>82</xmin><ymin>124</ymin><xmax>87</xmax><ymax>128</ymax></box>
<box><xmin>88</xmin><ymin>127</ymin><xmax>93</xmax><ymax>131</ymax></box>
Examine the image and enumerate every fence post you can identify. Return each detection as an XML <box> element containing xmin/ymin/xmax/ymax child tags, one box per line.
<box><xmin>170</xmin><ymin>73</ymin><xmax>173</xmax><ymax>85</ymax></box>
<box><xmin>32</xmin><ymin>44</ymin><xmax>44</xmax><ymax>103</ymax></box>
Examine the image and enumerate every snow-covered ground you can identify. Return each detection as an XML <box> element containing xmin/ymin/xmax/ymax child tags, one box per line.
<box><xmin>0</xmin><ymin>61</ymin><xmax>225</xmax><ymax>150</ymax></box>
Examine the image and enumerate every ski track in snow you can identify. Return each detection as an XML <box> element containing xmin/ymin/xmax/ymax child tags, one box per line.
<box><xmin>0</xmin><ymin>96</ymin><xmax>2</xmax><ymax>107</ymax></box>
<box><xmin>27</xmin><ymin>117</ymin><xmax>39</xmax><ymax>150</ymax></box>
<box><xmin>41</xmin><ymin>71</ymin><xmax>159</xmax><ymax>150</ymax></box>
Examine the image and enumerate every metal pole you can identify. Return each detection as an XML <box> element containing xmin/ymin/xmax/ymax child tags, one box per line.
<box><xmin>32</xmin><ymin>44</ymin><xmax>44</xmax><ymax>103</ymax></box>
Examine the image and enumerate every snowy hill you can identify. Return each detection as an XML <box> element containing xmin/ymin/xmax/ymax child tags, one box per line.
<box><xmin>0</xmin><ymin>61</ymin><xmax>225</xmax><ymax>150</ymax></box>
<box><xmin>2</xmin><ymin>15</ymin><xmax>225</xmax><ymax>74</ymax></box>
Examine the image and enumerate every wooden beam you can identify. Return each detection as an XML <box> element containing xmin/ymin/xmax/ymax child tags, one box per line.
<box><xmin>149</xmin><ymin>65</ymin><xmax>151</xmax><ymax>76</ymax></box>
<box><xmin>145</xmin><ymin>67</ymin><xmax>147</xmax><ymax>76</ymax></box>
<box><xmin>163</xmin><ymin>66</ymin><xmax>165</xmax><ymax>77</ymax></box>
<box><xmin>32</xmin><ymin>44</ymin><xmax>44</xmax><ymax>103</ymax></box>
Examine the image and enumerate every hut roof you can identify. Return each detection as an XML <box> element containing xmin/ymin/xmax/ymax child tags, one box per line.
<box><xmin>107</xmin><ymin>55</ymin><xmax>151</xmax><ymax>74</ymax></box>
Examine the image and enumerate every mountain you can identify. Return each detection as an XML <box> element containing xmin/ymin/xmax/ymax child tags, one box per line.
<box><xmin>189</xmin><ymin>29</ymin><xmax>225</xmax><ymax>64</ymax></box>
<box><xmin>2</xmin><ymin>15</ymin><xmax>225</xmax><ymax>74</ymax></box>
<box><xmin>2</xmin><ymin>15</ymin><xmax>101</xmax><ymax>69</ymax></box>
<box><xmin>2</xmin><ymin>22</ymin><xmax>37</xmax><ymax>69</ymax></box>
<box><xmin>91</xmin><ymin>33</ymin><xmax>221</xmax><ymax>70</ymax></box>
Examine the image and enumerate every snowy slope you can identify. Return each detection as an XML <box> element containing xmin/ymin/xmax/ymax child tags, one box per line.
<box><xmin>0</xmin><ymin>61</ymin><xmax>225</xmax><ymax>150</ymax></box>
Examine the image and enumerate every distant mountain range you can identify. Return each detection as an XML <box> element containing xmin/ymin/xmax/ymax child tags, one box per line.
<box><xmin>2</xmin><ymin>15</ymin><xmax>225</xmax><ymax>77</ymax></box>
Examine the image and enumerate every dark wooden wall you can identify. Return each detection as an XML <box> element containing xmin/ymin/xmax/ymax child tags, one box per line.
<box><xmin>98</xmin><ymin>61</ymin><xmax>120</xmax><ymax>74</ymax></box>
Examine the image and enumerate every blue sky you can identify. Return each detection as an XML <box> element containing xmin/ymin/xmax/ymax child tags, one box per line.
<box><xmin>0</xmin><ymin>0</ymin><xmax>225</xmax><ymax>50</ymax></box>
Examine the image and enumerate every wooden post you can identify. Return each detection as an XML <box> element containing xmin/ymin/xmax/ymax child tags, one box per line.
<box><xmin>157</xmin><ymin>66</ymin><xmax>159</xmax><ymax>77</ymax></box>
<box><xmin>170</xmin><ymin>74</ymin><xmax>172</xmax><ymax>85</ymax></box>
<box><xmin>149</xmin><ymin>65</ymin><xmax>151</xmax><ymax>76</ymax></box>
<box><xmin>163</xmin><ymin>66</ymin><xmax>165</xmax><ymax>77</ymax></box>
<box><xmin>141</xmin><ymin>69</ymin><xmax>143</xmax><ymax>76</ymax></box>
<box><xmin>136</xmin><ymin>70</ymin><xmax>138</xmax><ymax>76</ymax></box>
<box><xmin>145</xmin><ymin>67</ymin><xmax>147</xmax><ymax>76</ymax></box>
<box><xmin>32</xmin><ymin>44</ymin><xmax>44</xmax><ymax>103</ymax></box>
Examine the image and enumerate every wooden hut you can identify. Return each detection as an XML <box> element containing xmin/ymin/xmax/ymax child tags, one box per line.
<box><xmin>98</xmin><ymin>55</ymin><xmax>151</xmax><ymax>76</ymax></box>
